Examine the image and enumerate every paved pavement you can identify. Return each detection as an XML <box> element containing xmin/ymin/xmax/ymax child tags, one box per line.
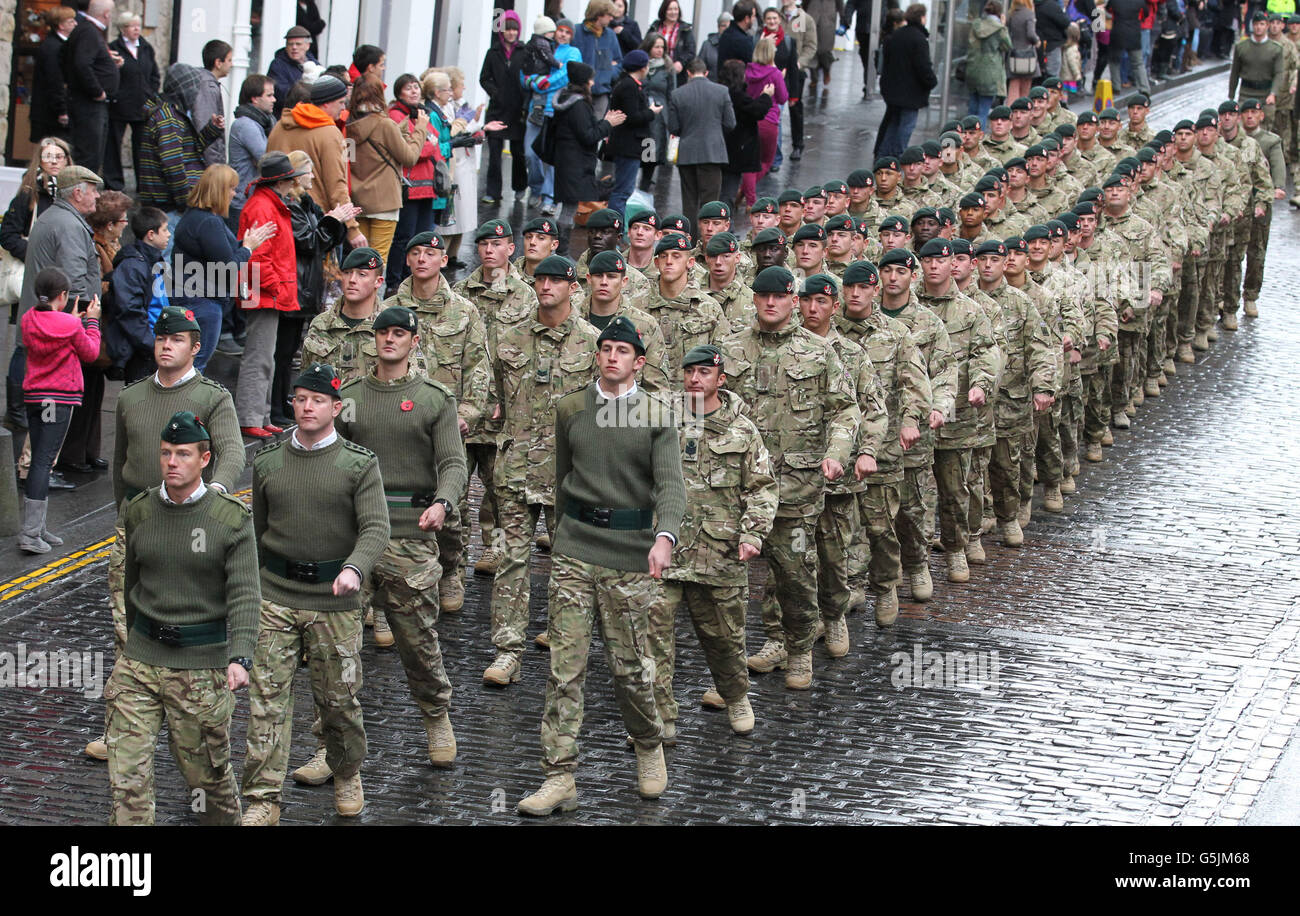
<box><xmin>3</xmin><ymin>65</ymin><xmax>1299</xmax><ymax>826</ymax></box>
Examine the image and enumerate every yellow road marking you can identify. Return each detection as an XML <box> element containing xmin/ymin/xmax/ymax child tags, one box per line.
<box><xmin>0</xmin><ymin>489</ymin><xmax>252</xmax><ymax>603</ymax></box>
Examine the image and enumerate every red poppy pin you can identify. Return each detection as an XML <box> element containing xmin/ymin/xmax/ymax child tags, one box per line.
<box><xmin>400</xmin><ymin>399</ymin><xmax>414</xmax><ymax>411</ymax></box>
<box><xmin>185</xmin><ymin>310</ymin><xmax>195</xmax><ymax>321</ymax></box>
<box><xmin>330</xmin><ymin>377</ymin><xmax>341</xmax><ymax>390</ymax></box>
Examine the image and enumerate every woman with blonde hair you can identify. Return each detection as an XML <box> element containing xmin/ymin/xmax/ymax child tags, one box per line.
<box><xmin>347</xmin><ymin>74</ymin><xmax>430</xmax><ymax>265</ymax></box>
<box><xmin>171</xmin><ymin>164</ymin><xmax>277</xmax><ymax>371</ymax></box>
<box><xmin>440</xmin><ymin>66</ymin><xmax>494</xmax><ymax>268</ymax></box>
<box><xmin>741</xmin><ymin>37</ymin><xmax>788</xmax><ymax>204</ymax></box>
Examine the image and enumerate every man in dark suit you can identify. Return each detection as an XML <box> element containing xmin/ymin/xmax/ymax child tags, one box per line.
<box><xmin>718</xmin><ymin>1</ymin><xmax>758</xmax><ymax>70</ymax></box>
<box><xmin>667</xmin><ymin>58</ymin><xmax>737</xmax><ymax>238</ymax></box>
<box><xmin>62</xmin><ymin>0</ymin><xmax>122</xmax><ymax>175</ymax></box>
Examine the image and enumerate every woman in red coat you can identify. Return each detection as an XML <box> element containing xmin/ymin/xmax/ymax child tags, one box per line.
<box><xmin>386</xmin><ymin>73</ymin><xmax>442</xmax><ymax>289</ymax></box>
<box><xmin>235</xmin><ymin>152</ymin><xmax>299</xmax><ymax>437</ymax></box>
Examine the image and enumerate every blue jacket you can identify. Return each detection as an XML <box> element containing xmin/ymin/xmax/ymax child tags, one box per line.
<box><xmin>172</xmin><ymin>209</ymin><xmax>251</xmax><ymax>308</ymax></box>
<box><xmin>523</xmin><ymin>43</ymin><xmax>585</xmax><ymax>117</ymax></box>
<box><xmin>571</xmin><ymin>23</ymin><xmax>623</xmax><ymax>96</ymax></box>
<box><xmin>104</xmin><ymin>239</ymin><xmax>168</xmax><ymax>366</ymax></box>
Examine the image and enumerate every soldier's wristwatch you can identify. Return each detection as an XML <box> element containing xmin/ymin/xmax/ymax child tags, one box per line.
<box><xmin>231</xmin><ymin>657</ymin><xmax>253</xmax><ymax>672</ymax></box>
<box><xmin>433</xmin><ymin>498</ymin><xmax>453</xmax><ymax>515</ymax></box>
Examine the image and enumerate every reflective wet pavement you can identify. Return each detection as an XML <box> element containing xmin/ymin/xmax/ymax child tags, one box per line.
<box><xmin>3</xmin><ymin>69</ymin><xmax>1299</xmax><ymax>825</ymax></box>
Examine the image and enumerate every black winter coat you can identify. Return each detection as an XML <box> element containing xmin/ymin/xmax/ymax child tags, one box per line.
<box><xmin>288</xmin><ymin>193</ymin><xmax>346</xmax><ymax>314</ymax></box>
<box><xmin>108</xmin><ymin>36</ymin><xmax>161</xmax><ymax>122</ymax></box>
<box><xmin>552</xmin><ymin>90</ymin><xmax>613</xmax><ymax>204</ymax></box>
<box><xmin>1105</xmin><ymin>0</ymin><xmax>1148</xmax><ymax>51</ymax></box>
<box><xmin>32</xmin><ymin>35</ymin><xmax>68</xmax><ymax>124</ymax></box>
<box><xmin>1</xmin><ymin>185</ymin><xmax>55</xmax><ymax>261</ymax></box>
<box><xmin>648</xmin><ymin>20</ymin><xmax>697</xmax><ymax>84</ymax></box>
<box><xmin>879</xmin><ymin>23</ymin><xmax>937</xmax><ymax>109</ymax></box>
<box><xmin>480</xmin><ymin>42</ymin><xmax>526</xmax><ymax>140</ymax></box>
<box><xmin>608</xmin><ymin>71</ymin><xmax>656</xmax><ymax>160</ymax></box>
<box><xmin>717</xmin><ymin>22</ymin><xmax>756</xmax><ymax>70</ymax></box>
<box><xmin>1035</xmin><ymin>0</ymin><xmax>1071</xmax><ymax>50</ymax></box>
<box><xmin>62</xmin><ymin>16</ymin><xmax>119</xmax><ymax>101</ymax></box>
<box><xmin>724</xmin><ymin>86</ymin><xmax>773</xmax><ymax>174</ymax></box>
<box><xmin>613</xmin><ymin>17</ymin><xmax>644</xmax><ymax>54</ymax></box>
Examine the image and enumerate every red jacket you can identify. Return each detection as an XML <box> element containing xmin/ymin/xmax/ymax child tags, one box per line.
<box><xmin>238</xmin><ymin>185</ymin><xmax>298</xmax><ymax>311</ymax></box>
<box><xmin>21</xmin><ymin>308</ymin><xmax>101</xmax><ymax>405</ymax></box>
<box><xmin>388</xmin><ymin>101</ymin><xmax>441</xmax><ymax>201</ymax></box>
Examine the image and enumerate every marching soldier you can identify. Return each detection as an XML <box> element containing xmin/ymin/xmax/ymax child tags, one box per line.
<box><xmin>625</xmin><ymin>210</ymin><xmax>661</xmax><ymax>274</ymax></box>
<box><xmin>1217</xmin><ymin>100</ymin><xmax>1273</xmax><ymax>331</ymax></box>
<box><xmin>1241</xmin><ymin>98</ymin><xmax>1287</xmax><ymax>315</ymax></box>
<box><xmin>575</xmin><ymin>209</ymin><xmax>654</xmax><ymax>299</ymax></box>
<box><xmin>106</xmin><ymin>411</ymin><xmax>259</xmax><ymax>825</ymax></box>
<box><xmin>703</xmin><ymin>232</ymin><xmax>757</xmax><ymax>325</ymax></box>
<box><xmin>1230</xmin><ymin>12</ymin><xmax>1286</xmax><ymax>128</ymax></box>
<box><xmin>513</xmin><ymin>217</ymin><xmax>562</xmax><ymax>287</ymax></box>
<box><xmin>580</xmin><ymin>249</ymin><xmax>671</xmax><ymax>392</ymax></box>
<box><xmin>337</xmin><ymin>306</ymin><xmax>468</xmax><ymax>772</ymax></box>
<box><xmin>484</xmin><ymin>255</ymin><xmax>599</xmax><ymax>687</ymax></box>
<box><xmin>302</xmin><ymin>247</ymin><xmax>387</xmax><ymax>383</ymax></box>
<box><xmin>722</xmin><ymin>266</ymin><xmax>859</xmax><ymax>688</ymax></box>
<box><xmin>659</xmin><ymin>345</ymin><xmax>777</xmax><ymax>731</ymax></box>
<box><xmin>241</xmin><ymin>363</ymin><xmax>390</xmax><ymax>824</ymax></box>
<box><xmin>644</xmin><ymin>233</ymin><xmax>732</xmax><ymax>369</ymax></box>
<box><xmin>92</xmin><ymin>307</ymin><xmax>243</xmax><ymax>762</ymax></box>
<box><xmin>517</xmin><ymin>316</ymin><xmax>685</xmax><ymax>816</ymax></box>
<box><xmin>1168</xmin><ymin>118</ymin><xmax>1220</xmax><ymax>359</ymax></box>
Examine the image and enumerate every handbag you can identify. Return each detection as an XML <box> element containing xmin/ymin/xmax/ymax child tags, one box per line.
<box><xmin>0</xmin><ymin>202</ymin><xmax>36</xmax><ymax>307</ymax></box>
<box><xmin>574</xmin><ymin>200</ymin><xmax>608</xmax><ymax>226</ymax></box>
<box><xmin>1008</xmin><ymin>48</ymin><xmax>1038</xmax><ymax>76</ymax></box>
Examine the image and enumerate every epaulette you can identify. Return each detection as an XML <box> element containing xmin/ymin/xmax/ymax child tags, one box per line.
<box><xmin>209</xmin><ymin>489</ymin><xmax>254</xmax><ymax>527</ymax></box>
<box><xmin>341</xmin><ymin>439</ymin><xmax>377</xmax><ymax>460</ymax></box>
<box><xmin>252</xmin><ymin>439</ymin><xmax>285</xmax><ymax>469</ymax></box>
<box><xmin>198</xmin><ymin>375</ymin><xmax>231</xmax><ymax>395</ymax></box>
<box><xmin>419</xmin><ymin>376</ymin><xmax>455</xmax><ymax>400</ymax></box>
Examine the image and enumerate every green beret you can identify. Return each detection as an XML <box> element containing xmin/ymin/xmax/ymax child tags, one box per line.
<box><xmin>777</xmin><ymin>189</ymin><xmax>805</xmax><ymax>205</ymax></box>
<box><xmin>294</xmin><ymin>362</ymin><xmax>343</xmax><ymax>399</ymax></box>
<box><xmin>791</xmin><ymin>223</ymin><xmax>827</xmax><ymax>244</ymax></box>
<box><xmin>1045</xmin><ymin>220</ymin><xmax>1066</xmax><ymax>238</ymax></box>
<box><xmin>1028</xmin><ymin>86</ymin><xmax>1048</xmax><ymax>99</ymax></box>
<box><xmin>1174</xmin><ymin>118</ymin><xmax>1196</xmax><ymax>131</ymax></box>
<box><xmin>627</xmin><ymin>209</ymin><xmax>659</xmax><ymax>227</ymax></box>
<box><xmin>751</xmin><ymin>266</ymin><xmax>797</xmax><ymax>294</ymax></box>
<box><xmin>899</xmin><ymin>146</ymin><xmax>924</xmax><ymax>165</ymax></box>
<box><xmin>704</xmin><ymin>232</ymin><xmax>740</xmax><ymax>256</ymax></box>
<box><xmin>661</xmin><ymin>214</ymin><xmax>691</xmax><ymax>235</ymax></box>
<box><xmin>803</xmin><ymin>185</ymin><xmax>827</xmax><ymax>200</ymax></box>
<box><xmin>1155</xmin><ymin>129</ymin><xmax>1174</xmax><ymax>142</ymax></box>
<box><xmin>697</xmin><ymin>201</ymin><xmax>731</xmax><ymax>221</ymax></box>
<box><xmin>856</xmin><ymin>218</ymin><xmax>873</xmax><ymax>235</ymax></box>
<box><xmin>154</xmin><ymin>305</ymin><xmax>200</xmax><ymax>336</ymax></box>
<box><xmin>521</xmin><ymin>217</ymin><xmax>559</xmax><ymax>238</ymax></box>
<box><xmin>341</xmin><ymin>246</ymin><xmax>384</xmax><ymax>273</ymax></box>
<box><xmin>1135</xmin><ymin>147</ymin><xmax>1157</xmax><ymax>163</ymax></box>
<box><xmin>682</xmin><ymin>344</ymin><xmax>724</xmax><ymax>368</ymax></box>
<box><xmin>959</xmin><ymin>192</ymin><xmax>986</xmax><ymax>210</ymax></box>
<box><xmin>918</xmin><ymin>238</ymin><xmax>953</xmax><ymax>258</ymax></box>
<box><xmin>874</xmin><ymin>156</ymin><xmax>900</xmax><ymax>172</ymax></box>
<box><xmin>751</xmin><ymin>197</ymin><xmax>778</xmax><ymax>214</ymax></box>
<box><xmin>1127</xmin><ymin>91</ymin><xmax>1151</xmax><ymax>107</ymax></box>
<box><xmin>846</xmin><ymin>169</ymin><xmax>874</xmax><ymax>187</ymax></box>
<box><xmin>372</xmin><ymin>305</ymin><xmax>419</xmax><ymax>333</ymax></box>
<box><xmin>1005</xmin><ymin>156</ymin><xmax>1027</xmax><ymax>170</ymax></box>
<box><xmin>751</xmin><ymin>227</ymin><xmax>788</xmax><ymax>247</ymax></box>
<box><xmin>1076</xmin><ymin>111</ymin><xmax>1098</xmax><ymax>125</ymax></box>
<box><xmin>1004</xmin><ymin>236</ymin><xmax>1027</xmax><ymax>253</ymax></box>
<box><xmin>1101</xmin><ymin>173</ymin><xmax>1125</xmax><ymax>188</ymax></box>
<box><xmin>939</xmin><ymin>131</ymin><xmax>963</xmax><ymax>149</ymax></box>
<box><xmin>1241</xmin><ymin>98</ymin><xmax>1263</xmax><ymax>112</ymax></box>
<box><xmin>161</xmin><ymin>410</ymin><xmax>209</xmax><ymax>445</ymax></box>
<box><xmin>1043</xmin><ymin>77</ymin><xmax>1062</xmax><ymax>90</ymax></box>
<box><xmin>878</xmin><ymin>248</ymin><xmax>917</xmax><ymax>270</ymax></box>
<box><xmin>989</xmin><ymin>105</ymin><xmax>1012</xmax><ymax>120</ymax></box>
<box><xmin>974</xmin><ymin>240</ymin><xmax>1006</xmax><ymax>257</ymax></box>
<box><xmin>941</xmin><ymin>119</ymin><xmax>962</xmax><ymax>134</ymax></box>
<box><xmin>1023</xmin><ymin>224</ymin><xmax>1050</xmax><ymax>241</ymax></box>
<box><xmin>406</xmin><ymin>230</ymin><xmax>444</xmax><ymax>252</ymax></box>
<box><xmin>534</xmin><ymin>255</ymin><xmax>577</xmax><ymax>280</ymax></box>
<box><xmin>596</xmin><ymin>314</ymin><xmax>645</xmax><ymax>354</ymax></box>
<box><xmin>842</xmin><ymin>261</ymin><xmax>879</xmax><ymax>286</ymax></box>
<box><xmin>920</xmin><ymin>139</ymin><xmax>941</xmax><ymax>157</ymax></box>
<box><xmin>800</xmin><ymin>272</ymin><xmax>839</xmax><ymax>298</ymax></box>
<box><xmin>1010</xmin><ymin>97</ymin><xmax>1032</xmax><ymax>111</ymax></box>
<box><xmin>823</xmin><ymin>180</ymin><xmax>849</xmax><ymax>195</ymax></box>
<box><xmin>1055</xmin><ymin>122</ymin><xmax>1076</xmax><ymax>137</ymax></box>
<box><xmin>974</xmin><ymin>176</ymin><xmax>999</xmax><ymax>193</ymax></box>
<box><xmin>474</xmin><ymin>218</ymin><xmax>513</xmax><ymax>242</ymax></box>
<box><xmin>1079</xmin><ymin>187</ymin><xmax>1102</xmax><ymax>201</ymax></box>
<box><xmin>960</xmin><ymin>115</ymin><xmax>981</xmax><ymax>130</ymax></box>
<box><xmin>1289</xmin><ymin>14</ymin><xmax>1300</xmax><ymax>25</ymax></box>
<box><xmin>949</xmin><ymin>238</ymin><xmax>972</xmax><ymax>257</ymax></box>
<box><xmin>655</xmin><ymin>232</ymin><xmax>692</xmax><ymax>255</ymax></box>
<box><xmin>588</xmin><ymin>250</ymin><xmax>627</xmax><ymax>274</ymax></box>
<box><xmin>1057</xmin><ymin>212</ymin><xmax>1080</xmax><ymax>231</ymax></box>
<box><xmin>824</xmin><ymin>214</ymin><xmax>855</xmax><ymax>233</ymax></box>
<box><xmin>1269</xmin><ymin>11</ymin><xmax>1284</xmax><ymax>21</ymax></box>
<box><xmin>1252</xmin><ymin>10</ymin><xmax>1269</xmax><ymax>22</ymax></box>
<box><xmin>1072</xmin><ymin>200</ymin><xmax>1097</xmax><ymax>216</ymax></box>
<box><xmin>878</xmin><ymin>215</ymin><xmax>909</xmax><ymax>234</ymax></box>
<box><xmin>1098</xmin><ymin>108</ymin><xmax>1120</xmax><ymax>121</ymax></box>
<box><xmin>1040</xmin><ymin>136</ymin><xmax>1060</xmax><ymax>151</ymax></box>
<box><xmin>1218</xmin><ymin>99</ymin><xmax>1239</xmax><ymax>115</ymax></box>
<box><xmin>1024</xmin><ymin>144</ymin><xmax>1047</xmax><ymax>159</ymax></box>
<box><xmin>937</xmin><ymin>207</ymin><xmax>956</xmax><ymax>226</ymax></box>
<box><xmin>585</xmin><ymin>208</ymin><xmax>624</xmax><ymax>232</ymax></box>
<box><xmin>911</xmin><ymin>206</ymin><xmax>939</xmax><ymax>223</ymax></box>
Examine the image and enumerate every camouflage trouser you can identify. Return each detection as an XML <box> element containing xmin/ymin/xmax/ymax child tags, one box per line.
<box><xmin>435</xmin><ymin>504</ymin><xmax>466</xmax><ymax>583</ymax></box>
<box><xmin>364</xmin><ymin>537</ymin><xmax>453</xmax><ymax>722</ymax></box>
<box><xmin>541</xmin><ymin>553</ymin><xmax>662</xmax><ymax>775</ymax></box>
<box><xmin>1222</xmin><ymin>218</ymin><xmax>1251</xmax><ymax>313</ymax></box>
<box><xmin>489</xmin><ymin>498</ymin><xmax>557</xmax><ymax>656</ymax></box>
<box><xmin>242</xmin><ymin>600</ymin><xmax>365</xmax><ymax>803</ymax></box>
<box><xmin>1291</xmin><ymin>103</ymin><xmax>1299</xmax><ymax>163</ymax></box>
<box><xmin>105</xmin><ymin>656</ymin><xmax>240</xmax><ymax>825</ymax></box>
<box><xmin>967</xmin><ymin>445</ymin><xmax>993</xmax><ymax>532</ymax></box>
<box><xmin>1276</xmin><ymin>105</ymin><xmax>1293</xmax><ymax>162</ymax></box>
<box><xmin>656</xmin><ymin>580</ymin><xmax>751</xmax><ymax>716</ymax></box>
<box><xmin>933</xmin><ymin>447</ymin><xmax>973</xmax><ymax>553</ymax></box>
<box><xmin>1058</xmin><ymin>392</ymin><xmax>1081</xmax><ymax>475</ymax></box>
<box><xmin>1022</xmin><ymin>403</ymin><xmax>1062</xmax><ymax>497</ymax></box>
<box><xmin>988</xmin><ymin>434</ymin><xmax>1022</xmax><ymax>522</ymax></box>
<box><xmin>856</xmin><ymin>481</ymin><xmax>902</xmax><ymax>593</ymax></box>
<box><xmin>897</xmin><ymin>463</ymin><xmax>933</xmax><ymax>570</ymax></box>
<box><xmin>1198</xmin><ymin>257</ymin><xmax>1225</xmax><ymax>335</ymax></box>
<box><xmin>1178</xmin><ymin>258</ymin><xmax>1206</xmax><ymax>343</ymax></box>
<box><xmin>921</xmin><ymin>464</ymin><xmax>938</xmax><ymax>541</ymax></box>
<box><xmin>108</xmin><ymin>521</ymin><xmax>128</xmax><ymax>656</ymax></box>
<box><xmin>1145</xmin><ymin>296</ymin><xmax>1168</xmax><ymax>380</ymax></box>
<box><xmin>1083</xmin><ymin>371</ymin><xmax>1108</xmax><ymax>444</ymax></box>
<box><xmin>760</xmin><ymin>515</ymin><xmax>821</xmax><ymax>653</ymax></box>
<box><xmin>1110</xmin><ymin>329</ymin><xmax>1144</xmax><ymax>413</ymax></box>
<box><xmin>1243</xmin><ymin>209</ymin><xmax>1272</xmax><ymax>304</ymax></box>
<box><xmin>465</xmin><ymin>442</ymin><xmax>498</xmax><ymax>546</ymax></box>
<box><xmin>1164</xmin><ymin>265</ymin><xmax>1182</xmax><ymax>362</ymax></box>
<box><xmin>815</xmin><ymin>492</ymin><xmax>859</xmax><ymax>622</ymax></box>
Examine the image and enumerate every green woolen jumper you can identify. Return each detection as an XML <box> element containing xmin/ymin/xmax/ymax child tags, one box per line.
<box><xmin>112</xmin><ymin>373</ymin><xmax>245</xmax><ymax>508</ymax></box>
<box><xmin>553</xmin><ymin>383</ymin><xmax>686</xmax><ymax>573</ymax></box>
<box><xmin>122</xmin><ymin>488</ymin><xmax>261</xmax><ymax>669</ymax></box>
<box><xmin>336</xmin><ymin>371</ymin><xmax>469</xmax><ymax>539</ymax></box>
<box><xmin>251</xmin><ymin>436</ymin><xmax>390</xmax><ymax>611</ymax></box>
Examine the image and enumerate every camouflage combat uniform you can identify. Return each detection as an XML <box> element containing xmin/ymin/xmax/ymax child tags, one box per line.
<box><xmin>644</xmin><ymin>280</ymin><xmax>733</xmax><ymax>371</ymax></box>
